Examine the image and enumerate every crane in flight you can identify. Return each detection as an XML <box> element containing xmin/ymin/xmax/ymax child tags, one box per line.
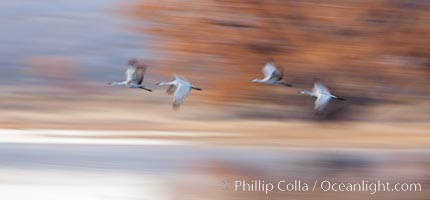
<box><xmin>298</xmin><ymin>80</ymin><xmax>345</xmax><ymax>114</ymax></box>
<box><xmin>251</xmin><ymin>60</ymin><xmax>293</xmax><ymax>87</ymax></box>
<box><xmin>108</xmin><ymin>58</ymin><xmax>152</xmax><ymax>92</ymax></box>
<box><xmin>157</xmin><ymin>76</ymin><xmax>202</xmax><ymax>110</ymax></box>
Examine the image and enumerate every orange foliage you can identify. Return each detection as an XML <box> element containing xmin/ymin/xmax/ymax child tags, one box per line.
<box><xmin>124</xmin><ymin>0</ymin><xmax>430</xmax><ymax>103</ymax></box>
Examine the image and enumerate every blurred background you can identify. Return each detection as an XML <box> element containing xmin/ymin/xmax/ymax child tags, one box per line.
<box><xmin>0</xmin><ymin>0</ymin><xmax>429</xmax><ymax>199</ymax></box>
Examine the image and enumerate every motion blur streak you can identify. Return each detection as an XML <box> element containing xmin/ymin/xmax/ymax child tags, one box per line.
<box><xmin>126</xmin><ymin>0</ymin><xmax>430</xmax><ymax>105</ymax></box>
<box><xmin>0</xmin><ymin>142</ymin><xmax>429</xmax><ymax>200</ymax></box>
<box><xmin>0</xmin><ymin>0</ymin><xmax>429</xmax><ymax>200</ymax></box>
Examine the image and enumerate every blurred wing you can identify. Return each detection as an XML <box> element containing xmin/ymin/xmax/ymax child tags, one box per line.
<box><xmin>262</xmin><ymin>62</ymin><xmax>276</xmax><ymax>78</ymax></box>
<box><xmin>166</xmin><ymin>85</ymin><xmax>177</xmax><ymax>95</ymax></box>
<box><xmin>271</xmin><ymin>68</ymin><xmax>283</xmax><ymax>81</ymax></box>
<box><xmin>315</xmin><ymin>94</ymin><xmax>331</xmax><ymax>113</ymax></box>
<box><xmin>313</xmin><ymin>81</ymin><xmax>330</xmax><ymax>94</ymax></box>
<box><xmin>125</xmin><ymin>67</ymin><xmax>136</xmax><ymax>83</ymax></box>
<box><xmin>263</xmin><ymin>62</ymin><xmax>282</xmax><ymax>81</ymax></box>
<box><xmin>132</xmin><ymin>65</ymin><xmax>146</xmax><ymax>84</ymax></box>
<box><xmin>175</xmin><ymin>75</ymin><xmax>189</xmax><ymax>83</ymax></box>
<box><xmin>173</xmin><ymin>83</ymin><xmax>192</xmax><ymax>107</ymax></box>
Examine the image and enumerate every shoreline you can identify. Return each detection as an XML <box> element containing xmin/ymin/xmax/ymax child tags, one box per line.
<box><xmin>0</xmin><ymin>122</ymin><xmax>428</xmax><ymax>149</ymax></box>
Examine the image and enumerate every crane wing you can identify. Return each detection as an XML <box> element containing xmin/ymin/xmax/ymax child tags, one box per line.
<box><xmin>173</xmin><ymin>82</ymin><xmax>192</xmax><ymax>108</ymax></box>
<box><xmin>263</xmin><ymin>62</ymin><xmax>283</xmax><ymax>81</ymax></box>
<box><xmin>315</xmin><ymin>94</ymin><xmax>331</xmax><ymax>114</ymax></box>
<box><xmin>174</xmin><ymin>75</ymin><xmax>190</xmax><ymax>83</ymax></box>
<box><xmin>166</xmin><ymin>85</ymin><xmax>177</xmax><ymax>95</ymax></box>
<box><xmin>132</xmin><ymin>65</ymin><xmax>146</xmax><ymax>85</ymax></box>
<box><xmin>125</xmin><ymin>67</ymin><xmax>136</xmax><ymax>83</ymax></box>
<box><xmin>313</xmin><ymin>81</ymin><xmax>330</xmax><ymax>95</ymax></box>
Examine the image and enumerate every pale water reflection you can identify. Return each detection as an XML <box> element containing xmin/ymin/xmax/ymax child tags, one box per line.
<box><xmin>0</xmin><ymin>141</ymin><xmax>428</xmax><ymax>200</ymax></box>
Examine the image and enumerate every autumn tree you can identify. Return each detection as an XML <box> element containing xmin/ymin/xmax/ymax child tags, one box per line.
<box><xmin>125</xmin><ymin>0</ymin><xmax>430</xmax><ymax>104</ymax></box>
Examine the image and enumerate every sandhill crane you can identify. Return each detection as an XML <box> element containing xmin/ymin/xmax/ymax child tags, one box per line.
<box><xmin>108</xmin><ymin>58</ymin><xmax>152</xmax><ymax>92</ymax></box>
<box><xmin>299</xmin><ymin>80</ymin><xmax>345</xmax><ymax>114</ymax></box>
<box><xmin>251</xmin><ymin>61</ymin><xmax>293</xmax><ymax>87</ymax></box>
<box><xmin>157</xmin><ymin>76</ymin><xmax>202</xmax><ymax>110</ymax></box>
